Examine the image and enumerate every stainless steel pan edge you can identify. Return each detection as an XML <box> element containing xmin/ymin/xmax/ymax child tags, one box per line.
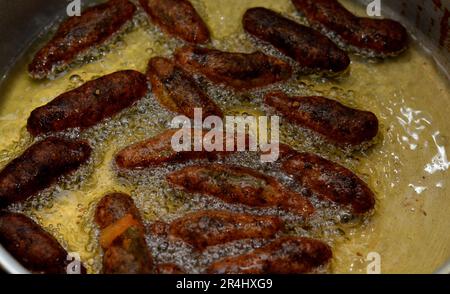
<box><xmin>356</xmin><ymin>0</ymin><xmax>450</xmax><ymax>80</ymax></box>
<box><xmin>0</xmin><ymin>0</ymin><xmax>449</xmax><ymax>274</ymax></box>
<box><xmin>0</xmin><ymin>0</ymin><xmax>68</xmax><ymax>275</ymax></box>
<box><xmin>0</xmin><ymin>0</ymin><xmax>68</xmax><ymax>82</ymax></box>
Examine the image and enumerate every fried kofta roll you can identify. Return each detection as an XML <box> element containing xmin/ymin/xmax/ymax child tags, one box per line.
<box><xmin>291</xmin><ymin>0</ymin><xmax>409</xmax><ymax>58</ymax></box>
<box><xmin>115</xmin><ymin>129</ymin><xmax>198</xmax><ymax>169</ymax></box>
<box><xmin>95</xmin><ymin>193</ymin><xmax>153</xmax><ymax>274</ymax></box>
<box><xmin>150</xmin><ymin>210</ymin><xmax>284</xmax><ymax>251</ymax></box>
<box><xmin>139</xmin><ymin>0</ymin><xmax>210</xmax><ymax>44</ymax></box>
<box><xmin>27</xmin><ymin>70</ymin><xmax>148</xmax><ymax>137</ymax></box>
<box><xmin>243</xmin><ymin>7</ymin><xmax>350</xmax><ymax>73</ymax></box>
<box><xmin>282</xmin><ymin>152</ymin><xmax>376</xmax><ymax>214</ymax></box>
<box><xmin>167</xmin><ymin>164</ymin><xmax>314</xmax><ymax>217</ymax></box>
<box><xmin>115</xmin><ymin>128</ymin><xmax>251</xmax><ymax>169</ymax></box>
<box><xmin>147</xmin><ymin>57</ymin><xmax>222</xmax><ymax>118</ymax></box>
<box><xmin>175</xmin><ymin>46</ymin><xmax>292</xmax><ymax>91</ymax></box>
<box><xmin>0</xmin><ymin>212</ymin><xmax>86</xmax><ymax>274</ymax></box>
<box><xmin>265</xmin><ymin>92</ymin><xmax>378</xmax><ymax>146</ymax></box>
<box><xmin>206</xmin><ymin>237</ymin><xmax>332</xmax><ymax>274</ymax></box>
<box><xmin>0</xmin><ymin>137</ymin><xmax>91</xmax><ymax>208</ymax></box>
<box><xmin>28</xmin><ymin>0</ymin><xmax>137</xmax><ymax>79</ymax></box>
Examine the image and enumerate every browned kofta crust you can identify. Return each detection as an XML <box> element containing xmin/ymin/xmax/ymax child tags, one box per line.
<box><xmin>150</xmin><ymin>210</ymin><xmax>284</xmax><ymax>251</ymax></box>
<box><xmin>167</xmin><ymin>164</ymin><xmax>314</xmax><ymax>217</ymax></box>
<box><xmin>115</xmin><ymin>129</ymin><xmax>206</xmax><ymax>169</ymax></box>
<box><xmin>139</xmin><ymin>0</ymin><xmax>210</xmax><ymax>44</ymax></box>
<box><xmin>265</xmin><ymin>92</ymin><xmax>379</xmax><ymax>146</ymax></box>
<box><xmin>115</xmin><ymin>129</ymin><xmax>190</xmax><ymax>169</ymax></box>
<box><xmin>0</xmin><ymin>137</ymin><xmax>91</xmax><ymax>207</ymax></box>
<box><xmin>175</xmin><ymin>46</ymin><xmax>292</xmax><ymax>91</ymax></box>
<box><xmin>27</xmin><ymin>70</ymin><xmax>148</xmax><ymax>137</ymax></box>
<box><xmin>28</xmin><ymin>0</ymin><xmax>137</xmax><ymax>79</ymax></box>
<box><xmin>243</xmin><ymin>7</ymin><xmax>350</xmax><ymax>73</ymax></box>
<box><xmin>0</xmin><ymin>212</ymin><xmax>86</xmax><ymax>274</ymax></box>
<box><xmin>95</xmin><ymin>193</ymin><xmax>144</xmax><ymax>229</ymax></box>
<box><xmin>206</xmin><ymin>236</ymin><xmax>332</xmax><ymax>274</ymax></box>
<box><xmin>115</xmin><ymin>128</ymin><xmax>252</xmax><ymax>169</ymax></box>
<box><xmin>291</xmin><ymin>0</ymin><xmax>409</xmax><ymax>57</ymax></box>
<box><xmin>95</xmin><ymin>193</ymin><xmax>153</xmax><ymax>274</ymax></box>
<box><xmin>147</xmin><ymin>57</ymin><xmax>223</xmax><ymax>118</ymax></box>
<box><xmin>282</xmin><ymin>152</ymin><xmax>376</xmax><ymax>214</ymax></box>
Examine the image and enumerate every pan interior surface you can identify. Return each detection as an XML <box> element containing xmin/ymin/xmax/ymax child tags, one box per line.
<box><xmin>0</xmin><ymin>0</ymin><xmax>449</xmax><ymax>274</ymax></box>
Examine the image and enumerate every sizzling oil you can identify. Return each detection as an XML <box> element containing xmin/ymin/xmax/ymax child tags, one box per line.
<box><xmin>0</xmin><ymin>0</ymin><xmax>449</xmax><ymax>274</ymax></box>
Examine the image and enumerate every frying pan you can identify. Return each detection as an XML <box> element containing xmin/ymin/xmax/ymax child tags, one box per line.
<box><xmin>0</xmin><ymin>0</ymin><xmax>449</xmax><ymax>274</ymax></box>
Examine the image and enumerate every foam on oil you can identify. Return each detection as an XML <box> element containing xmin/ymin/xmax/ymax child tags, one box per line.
<box><xmin>0</xmin><ymin>0</ymin><xmax>449</xmax><ymax>273</ymax></box>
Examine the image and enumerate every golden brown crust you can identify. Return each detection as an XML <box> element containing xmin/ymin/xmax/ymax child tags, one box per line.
<box><xmin>139</xmin><ymin>0</ymin><xmax>210</xmax><ymax>44</ymax></box>
<box><xmin>243</xmin><ymin>7</ymin><xmax>350</xmax><ymax>73</ymax></box>
<box><xmin>95</xmin><ymin>193</ymin><xmax>153</xmax><ymax>274</ymax></box>
<box><xmin>147</xmin><ymin>57</ymin><xmax>222</xmax><ymax>118</ymax></box>
<box><xmin>265</xmin><ymin>92</ymin><xmax>378</xmax><ymax>146</ymax></box>
<box><xmin>282</xmin><ymin>152</ymin><xmax>376</xmax><ymax>214</ymax></box>
<box><xmin>27</xmin><ymin>70</ymin><xmax>148</xmax><ymax>137</ymax></box>
<box><xmin>0</xmin><ymin>137</ymin><xmax>91</xmax><ymax>207</ymax></box>
<box><xmin>28</xmin><ymin>0</ymin><xmax>137</xmax><ymax>79</ymax></box>
<box><xmin>291</xmin><ymin>0</ymin><xmax>408</xmax><ymax>57</ymax></box>
<box><xmin>115</xmin><ymin>129</ymin><xmax>251</xmax><ymax>169</ymax></box>
<box><xmin>206</xmin><ymin>236</ymin><xmax>332</xmax><ymax>274</ymax></box>
<box><xmin>153</xmin><ymin>210</ymin><xmax>284</xmax><ymax>251</ymax></box>
<box><xmin>115</xmin><ymin>129</ymin><xmax>193</xmax><ymax>169</ymax></box>
<box><xmin>0</xmin><ymin>212</ymin><xmax>86</xmax><ymax>274</ymax></box>
<box><xmin>167</xmin><ymin>164</ymin><xmax>314</xmax><ymax>217</ymax></box>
